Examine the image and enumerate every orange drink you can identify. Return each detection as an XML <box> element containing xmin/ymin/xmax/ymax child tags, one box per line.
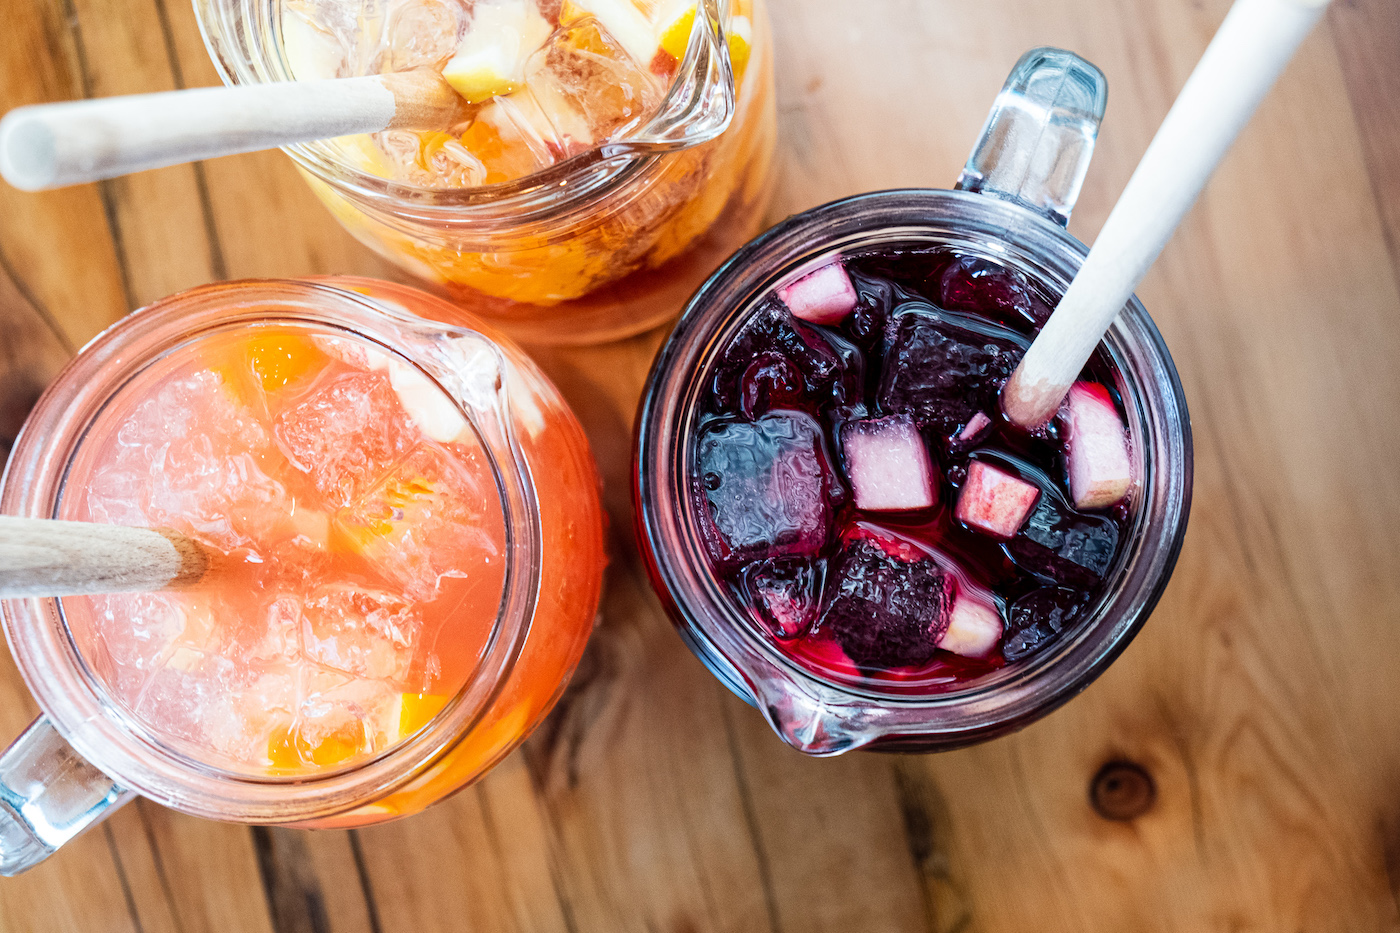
<box><xmin>196</xmin><ymin>0</ymin><xmax>777</xmax><ymax>343</ymax></box>
<box><xmin>0</xmin><ymin>279</ymin><xmax>605</xmax><ymax>848</ymax></box>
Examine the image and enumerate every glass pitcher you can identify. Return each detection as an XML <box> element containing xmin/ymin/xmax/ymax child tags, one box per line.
<box><xmin>0</xmin><ymin>278</ymin><xmax>606</xmax><ymax>874</ymax></box>
<box><xmin>195</xmin><ymin>0</ymin><xmax>777</xmax><ymax>345</ymax></box>
<box><xmin>633</xmin><ymin>48</ymin><xmax>1194</xmax><ymax>754</ymax></box>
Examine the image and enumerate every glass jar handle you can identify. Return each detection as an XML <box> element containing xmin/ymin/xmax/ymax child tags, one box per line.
<box><xmin>955</xmin><ymin>47</ymin><xmax>1108</xmax><ymax>226</ymax></box>
<box><xmin>0</xmin><ymin>716</ymin><xmax>132</xmax><ymax>875</ymax></box>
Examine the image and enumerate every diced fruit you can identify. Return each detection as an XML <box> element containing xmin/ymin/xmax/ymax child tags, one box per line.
<box><xmin>442</xmin><ymin>0</ymin><xmax>552</xmax><ymax>103</ymax></box>
<box><xmin>395</xmin><ymin>692</ymin><xmax>451</xmax><ymax>740</ymax></box>
<box><xmin>936</xmin><ymin>592</ymin><xmax>1003</xmax><ymax>658</ymax></box>
<box><xmin>727</xmin><ymin>16</ymin><xmax>752</xmax><ymax>82</ymax></box>
<box><xmin>777</xmin><ymin>261</ymin><xmax>859</xmax><ymax>326</ymax></box>
<box><xmin>695</xmin><ymin>412</ymin><xmax>840</xmax><ymax>566</ymax></box>
<box><xmin>742</xmin><ymin>558</ymin><xmax>821</xmax><ymax>639</ymax></box>
<box><xmin>1004</xmin><ymin>587</ymin><xmax>1085</xmax><ymax>661</ymax></box>
<box><xmin>878</xmin><ymin>306</ymin><xmax>1029</xmax><ymax>435</ymax></box>
<box><xmin>955</xmin><ymin>460</ymin><xmax>1040</xmax><ymax>539</ymax></box>
<box><xmin>386</xmin><ymin>360</ymin><xmax>467</xmax><ymax>443</ymax></box>
<box><xmin>958</xmin><ymin>411</ymin><xmax>992</xmax><ymax>442</ymax></box>
<box><xmin>819</xmin><ymin>528</ymin><xmax>952</xmax><ymax>668</ymax></box>
<box><xmin>841</xmin><ymin>415</ymin><xmax>937</xmax><ymax>512</ymax></box>
<box><xmin>244</xmin><ymin>332</ymin><xmax>328</xmax><ymax>394</ymax></box>
<box><xmin>563</xmin><ymin>0</ymin><xmax>657</xmax><ymax>65</ymax></box>
<box><xmin>1005</xmin><ymin>497</ymin><xmax>1119</xmax><ymax>588</ymax></box>
<box><xmin>657</xmin><ymin>6</ymin><xmax>695</xmax><ymax>60</ymax></box>
<box><xmin>281</xmin><ymin>9</ymin><xmax>343</xmax><ymax>81</ymax></box>
<box><xmin>460</xmin><ymin>101</ymin><xmax>551</xmax><ymax>183</ymax></box>
<box><xmin>1062</xmin><ymin>382</ymin><xmax>1133</xmax><ymax>509</ymax></box>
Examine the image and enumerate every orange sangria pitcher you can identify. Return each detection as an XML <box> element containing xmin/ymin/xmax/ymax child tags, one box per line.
<box><xmin>195</xmin><ymin>0</ymin><xmax>777</xmax><ymax>344</ymax></box>
<box><xmin>0</xmin><ymin>279</ymin><xmax>605</xmax><ymax>874</ymax></box>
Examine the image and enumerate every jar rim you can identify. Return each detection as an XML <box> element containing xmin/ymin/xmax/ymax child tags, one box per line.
<box><xmin>633</xmin><ymin>189</ymin><xmax>1193</xmax><ymax>752</ymax></box>
<box><xmin>0</xmin><ymin>279</ymin><xmax>541</xmax><ymax>820</ymax></box>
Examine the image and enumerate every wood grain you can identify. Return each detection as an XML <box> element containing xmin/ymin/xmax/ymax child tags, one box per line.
<box><xmin>2</xmin><ymin>0</ymin><xmax>1400</xmax><ymax>931</ymax></box>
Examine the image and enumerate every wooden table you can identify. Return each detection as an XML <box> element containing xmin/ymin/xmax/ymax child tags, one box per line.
<box><xmin>3</xmin><ymin>0</ymin><xmax>1399</xmax><ymax>929</ymax></box>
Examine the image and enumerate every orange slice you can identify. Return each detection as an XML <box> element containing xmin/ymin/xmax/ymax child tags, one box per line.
<box><xmin>245</xmin><ymin>332</ymin><xmax>328</xmax><ymax>394</ymax></box>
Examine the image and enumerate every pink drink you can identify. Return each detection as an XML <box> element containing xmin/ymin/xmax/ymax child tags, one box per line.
<box><xmin>60</xmin><ymin>328</ymin><xmax>506</xmax><ymax>774</ymax></box>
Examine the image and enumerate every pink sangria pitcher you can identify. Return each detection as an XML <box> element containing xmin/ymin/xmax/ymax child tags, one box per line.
<box><xmin>0</xmin><ymin>279</ymin><xmax>605</xmax><ymax>873</ymax></box>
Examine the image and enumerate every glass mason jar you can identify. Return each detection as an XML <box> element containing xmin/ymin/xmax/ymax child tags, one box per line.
<box><xmin>194</xmin><ymin>0</ymin><xmax>778</xmax><ymax>345</ymax></box>
<box><xmin>633</xmin><ymin>49</ymin><xmax>1193</xmax><ymax>755</ymax></box>
<box><xmin>0</xmin><ymin>278</ymin><xmax>606</xmax><ymax>874</ymax></box>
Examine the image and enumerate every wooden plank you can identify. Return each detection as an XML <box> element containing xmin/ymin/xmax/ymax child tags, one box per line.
<box><xmin>62</xmin><ymin>0</ymin><xmax>221</xmax><ymax>305</ymax></box>
<box><xmin>158</xmin><ymin>0</ymin><xmax>400</xmax><ymax>282</ymax></box>
<box><xmin>1328</xmin><ymin>0</ymin><xmax>1400</xmax><ymax>278</ymax></box>
<box><xmin>0</xmin><ymin>0</ymin><xmax>127</xmax><ymax>347</ymax></box>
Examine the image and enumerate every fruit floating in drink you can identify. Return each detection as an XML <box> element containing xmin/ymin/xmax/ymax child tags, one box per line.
<box><xmin>690</xmin><ymin>249</ymin><xmax>1136</xmax><ymax>691</ymax></box>
<box><xmin>199</xmin><ymin>0</ymin><xmax>777</xmax><ymax>341</ymax></box>
<box><xmin>37</xmin><ymin>279</ymin><xmax>606</xmax><ymax>823</ymax></box>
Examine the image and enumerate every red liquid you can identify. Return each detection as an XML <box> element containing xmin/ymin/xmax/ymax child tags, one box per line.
<box><xmin>691</xmin><ymin>248</ymin><xmax>1132</xmax><ymax>693</ymax></box>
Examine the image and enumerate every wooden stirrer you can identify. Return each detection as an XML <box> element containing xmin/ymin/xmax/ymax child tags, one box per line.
<box><xmin>1000</xmin><ymin>0</ymin><xmax>1330</xmax><ymax>430</ymax></box>
<box><xmin>0</xmin><ymin>517</ymin><xmax>214</xmax><ymax>598</ymax></box>
<box><xmin>0</xmin><ymin>70</ymin><xmax>471</xmax><ymax>192</ymax></box>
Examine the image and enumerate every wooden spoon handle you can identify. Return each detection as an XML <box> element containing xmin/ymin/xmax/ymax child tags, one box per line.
<box><xmin>0</xmin><ymin>70</ymin><xmax>469</xmax><ymax>191</ymax></box>
<box><xmin>0</xmin><ymin>517</ymin><xmax>209</xmax><ymax>598</ymax></box>
<box><xmin>1000</xmin><ymin>0</ymin><xmax>1330</xmax><ymax>429</ymax></box>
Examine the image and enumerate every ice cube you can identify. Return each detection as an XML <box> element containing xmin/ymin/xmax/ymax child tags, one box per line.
<box><xmin>332</xmin><ymin>441</ymin><xmax>502</xmax><ymax>600</ymax></box>
<box><xmin>86</xmin><ymin>370</ymin><xmax>285</xmax><ymax>550</ymax></box>
<box><xmin>563</xmin><ymin>0</ymin><xmax>658</xmax><ymax>66</ymax></box>
<box><xmin>1004</xmin><ymin>587</ymin><xmax>1086</xmax><ymax>661</ymax></box>
<box><xmin>383</xmin><ymin>0</ymin><xmax>464</xmax><ymax>72</ymax></box>
<box><xmin>711</xmin><ymin>300</ymin><xmax>846</xmax><ymax>415</ymax></box>
<box><xmin>741</xmin><ymin>558</ymin><xmax>822</xmax><ymax>639</ymax></box>
<box><xmin>301</xmin><ymin>585</ymin><xmax>420</xmax><ymax>681</ymax></box>
<box><xmin>282</xmin><ymin>6</ymin><xmax>348</xmax><ymax>80</ymax></box>
<box><xmin>938</xmin><ymin>255</ymin><xmax>1036</xmax><ymax>328</ymax></box>
<box><xmin>817</xmin><ymin>527</ymin><xmax>953</xmax><ymax>668</ymax></box>
<box><xmin>694</xmin><ymin>412</ymin><xmax>840</xmax><ymax>567</ymax></box>
<box><xmin>1004</xmin><ymin>496</ymin><xmax>1119</xmax><ymax>588</ymax></box>
<box><xmin>132</xmin><ymin>650</ymin><xmax>243</xmax><ymax>749</ymax></box>
<box><xmin>293</xmin><ymin>673</ymin><xmax>403</xmax><ymax>758</ymax></box>
<box><xmin>878</xmin><ymin>305</ymin><xmax>1029</xmax><ymax>436</ymax></box>
<box><xmin>86</xmin><ymin>592</ymin><xmax>188</xmax><ymax>677</ymax></box>
<box><xmin>524</xmin><ymin>12</ymin><xmax>663</xmax><ymax>145</ymax></box>
<box><xmin>274</xmin><ymin>370</ymin><xmax>421</xmax><ymax>507</ymax></box>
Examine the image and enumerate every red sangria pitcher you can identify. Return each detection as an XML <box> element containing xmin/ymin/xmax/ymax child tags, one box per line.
<box><xmin>633</xmin><ymin>49</ymin><xmax>1192</xmax><ymax>754</ymax></box>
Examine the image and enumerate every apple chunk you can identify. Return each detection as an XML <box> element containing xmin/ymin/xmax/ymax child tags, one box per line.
<box><xmin>841</xmin><ymin>415</ymin><xmax>937</xmax><ymax>512</ymax></box>
<box><xmin>936</xmin><ymin>592</ymin><xmax>1004</xmax><ymax>658</ymax></box>
<box><xmin>777</xmin><ymin>261</ymin><xmax>858</xmax><ymax>325</ymax></box>
<box><xmin>1062</xmin><ymin>382</ymin><xmax>1133</xmax><ymax>509</ymax></box>
<box><xmin>955</xmin><ymin>460</ymin><xmax>1039</xmax><ymax>539</ymax></box>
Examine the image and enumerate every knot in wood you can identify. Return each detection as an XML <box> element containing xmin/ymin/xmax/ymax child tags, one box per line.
<box><xmin>1089</xmin><ymin>760</ymin><xmax>1155</xmax><ymax>821</ymax></box>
